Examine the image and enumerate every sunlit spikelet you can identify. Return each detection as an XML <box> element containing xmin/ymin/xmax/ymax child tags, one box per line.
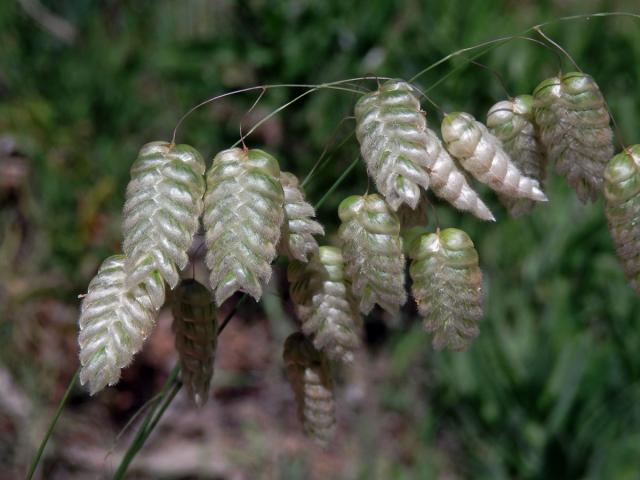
<box><xmin>288</xmin><ymin>246</ymin><xmax>360</xmax><ymax>362</ymax></box>
<box><xmin>441</xmin><ymin>112</ymin><xmax>547</xmax><ymax>202</ymax></box>
<box><xmin>487</xmin><ymin>95</ymin><xmax>547</xmax><ymax>217</ymax></box>
<box><xmin>203</xmin><ymin>148</ymin><xmax>285</xmax><ymax>305</ymax></box>
<box><xmin>283</xmin><ymin>332</ymin><xmax>336</xmax><ymax>446</ymax></box>
<box><xmin>533</xmin><ymin>72</ymin><xmax>614</xmax><ymax>202</ymax></box>
<box><xmin>604</xmin><ymin>146</ymin><xmax>640</xmax><ymax>294</ymax></box>
<box><xmin>355</xmin><ymin>79</ymin><xmax>430</xmax><ymax>210</ymax></box>
<box><xmin>338</xmin><ymin>194</ymin><xmax>406</xmax><ymax>314</ymax></box>
<box><xmin>78</xmin><ymin>255</ymin><xmax>163</xmax><ymax>394</ymax></box>
<box><xmin>409</xmin><ymin>228</ymin><xmax>483</xmax><ymax>351</ymax></box>
<box><xmin>278</xmin><ymin>171</ymin><xmax>324</xmax><ymax>262</ymax></box>
<box><xmin>122</xmin><ymin>142</ymin><xmax>206</xmax><ymax>300</ymax></box>
<box><xmin>172</xmin><ymin>279</ymin><xmax>217</xmax><ymax>406</ymax></box>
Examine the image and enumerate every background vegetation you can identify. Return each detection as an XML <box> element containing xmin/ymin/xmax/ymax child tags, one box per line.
<box><xmin>2</xmin><ymin>0</ymin><xmax>640</xmax><ymax>478</ymax></box>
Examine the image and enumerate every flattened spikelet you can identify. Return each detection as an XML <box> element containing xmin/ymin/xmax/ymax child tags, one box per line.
<box><xmin>204</xmin><ymin>148</ymin><xmax>285</xmax><ymax>305</ymax></box>
<box><xmin>288</xmin><ymin>246</ymin><xmax>360</xmax><ymax>362</ymax></box>
<box><xmin>278</xmin><ymin>171</ymin><xmax>324</xmax><ymax>262</ymax></box>
<box><xmin>338</xmin><ymin>194</ymin><xmax>406</xmax><ymax>314</ymax></box>
<box><xmin>78</xmin><ymin>255</ymin><xmax>163</xmax><ymax>394</ymax></box>
<box><xmin>441</xmin><ymin>112</ymin><xmax>547</xmax><ymax>202</ymax></box>
<box><xmin>172</xmin><ymin>279</ymin><xmax>217</xmax><ymax>406</ymax></box>
<box><xmin>409</xmin><ymin>229</ymin><xmax>483</xmax><ymax>351</ymax></box>
<box><xmin>283</xmin><ymin>332</ymin><xmax>336</xmax><ymax>445</ymax></box>
<box><xmin>123</xmin><ymin>142</ymin><xmax>206</xmax><ymax>299</ymax></box>
<box><xmin>604</xmin><ymin>145</ymin><xmax>640</xmax><ymax>294</ymax></box>
<box><xmin>355</xmin><ymin>79</ymin><xmax>430</xmax><ymax>210</ymax></box>
<box><xmin>533</xmin><ymin>72</ymin><xmax>614</xmax><ymax>202</ymax></box>
<box><xmin>487</xmin><ymin>95</ymin><xmax>547</xmax><ymax>217</ymax></box>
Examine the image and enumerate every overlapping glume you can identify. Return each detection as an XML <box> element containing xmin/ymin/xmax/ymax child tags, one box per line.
<box><xmin>172</xmin><ymin>279</ymin><xmax>217</xmax><ymax>406</ymax></box>
<box><xmin>288</xmin><ymin>246</ymin><xmax>360</xmax><ymax>362</ymax></box>
<box><xmin>283</xmin><ymin>332</ymin><xmax>336</xmax><ymax>445</ymax></box>
<box><xmin>533</xmin><ymin>72</ymin><xmax>613</xmax><ymax>202</ymax></box>
<box><xmin>338</xmin><ymin>194</ymin><xmax>406</xmax><ymax>314</ymax></box>
<box><xmin>487</xmin><ymin>95</ymin><xmax>547</xmax><ymax>217</ymax></box>
<box><xmin>409</xmin><ymin>228</ymin><xmax>483</xmax><ymax>351</ymax></box>
<box><xmin>441</xmin><ymin>112</ymin><xmax>547</xmax><ymax>203</ymax></box>
<box><xmin>203</xmin><ymin>148</ymin><xmax>285</xmax><ymax>305</ymax></box>
<box><xmin>604</xmin><ymin>145</ymin><xmax>640</xmax><ymax>294</ymax></box>
<box><xmin>122</xmin><ymin>142</ymin><xmax>206</xmax><ymax>300</ymax></box>
<box><xmin>355</xmin><ymin>80</ymin><xmax>431</xmax><ymax>210</ymax></box>
<box><xmin>278</xmin><ymin>171</ymin><xmax>324</xmax><ymax>262</ymax></box>
<box><xmin>78</xmin><ymin>255</ymin><xmax>164</xmax><ymax>394</ymax></box>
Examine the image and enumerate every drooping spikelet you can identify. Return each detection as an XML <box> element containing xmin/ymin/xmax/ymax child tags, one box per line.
<box><xmin>355</xmin><ymin>79</ymin><xmax>431</xmax><ymax>210</ymax></box>
<box><xmin>203</xmin><ymin>148</ymin><xmax>285</xmax><ymax>305</ymax></box>
<box><xmin>172</xmin><ymin>279</ymin><xmax>217</xmax><ymax>406</ymax></box>
<box><xmin>78</xmin><ymin>255</ymin><xmax>163</xmax><ymax>394</ymax></box>
<box><xmin>338</xmin><ymin>194</ymin><xmax>407</xmax><ymax>314</ymax></box>
<box><xmin>409</xmin><ymin>228</ymin><xmax>483</xmax><ymax>351</ymax></box>
<box><xmin>423</xmin><ymin>128</ymin><xmax>495</xmax><ymax>221</ymax></box>
<box><xmin>122</xmin><ymin>142</ymin><xmax>206</xmax><ymax>300</ymax></box>
<box><xmin>487</xmin><ymin>95</ymin><xmax>547</xmax><ymax>217</ymax></box>
<box><xmin>283</xmin><ymin>332</ymin><xmax>336</xmax><ymax>446</ymax></box>
<box><xmin>288</xmin><ymin>246</ymin><xmax>360</xmax><ymax>362</ymax></box>
<box><xmin>441</xmin><ymin>112</ymin><xmax>548</xmax><ymax>202</ymax></box>
<box><xmin>533</xmin><ymin>72</ymin><xmax>614</xmax><ymax>202</ymax></box>
<box><xmin>278</xmin><ymin>171</ymin><xmax>324</xmax><ymax>262</ymax></box>
<box><xmin>604</xmin><ymin>145</ymin><xmax>640</xmax><ymax>294</ymax></box>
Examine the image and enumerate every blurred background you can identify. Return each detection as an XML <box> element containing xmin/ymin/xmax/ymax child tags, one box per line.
<box><xmin>2</xmin><ymin>0</ymin><xmax>640</xmax><ymax>478</ymax></box>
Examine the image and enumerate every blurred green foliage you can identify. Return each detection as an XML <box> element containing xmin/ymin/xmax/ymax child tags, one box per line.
<box><xmin>2</xmin><ymin>0</ymin><xmax>640</xmax><ymax>478</ymax></box>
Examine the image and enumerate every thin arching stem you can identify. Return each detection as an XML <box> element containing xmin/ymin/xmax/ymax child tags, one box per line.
<box><xmin>533</xmin><ymin>26</ymin><xmax>582</xmax><ymax>72</ymax></box>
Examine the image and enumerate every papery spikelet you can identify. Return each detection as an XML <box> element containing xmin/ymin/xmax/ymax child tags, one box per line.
<box><xmin>409</xmin><ymin>229</ymin><xmax>483</xmax><ymax>351</ymax></box>
<box><xmin>487</xmin><ymin>95</ymin><xmax>547</xmax><ymax>217</ymax></box>
<box><xmin>283</xmin><ymin>332</ymin><xmax>336</xmax><ymax>445</ymax></box>
<box><xmin>78</xmin><ymin>255</ymin><xmax>163</xmax><ymax>394</ymax></box>
<box><xmin>441</xmin><ymin>112</ymin><xmax>547</xmax><ymax>202</ymax></box>
<box><xmin>604</xmin><ymin>145</ymin><xmax>640</xmax><ymax>294</ymax></box>
<box><xmin>172</xmin><ymin>279</ymin><xmax>217</xmax><ymax>406</ymax></box>
<box><xmin>355</xmin><ymin>80</ymin><xmax>430</xmax><ymax>210</ymax></box>
<box><xmin>204</xmin><ymin>148</ymin><xmax>285</xmax><ymax>305</ymax></box>
<box><xmin>533</xmin><ymin>72</ymin><xmax>614</xmax><ymax>202</ymax></box>
<box><xmin>288</xmin><ymin>246</ymin><xmax>360</xmax><ymax>362</ymax></box>
<box><xmin>423</xmin><ymin>128</ymin><xmax>495</xmax><ymax>221</ymax></box>
<box><xmin>123</xmin><ymin>142</ymin><xmax>206</xmax><ymax>301</ymax></box>
<box><xmin>338</xmin><ymin>194</ymin><xmax>406</xmax><ymax>314</ymax></box>
<box><xmin>278</xmin><ymin>171</ymin><xmax>324</xmax><ymax>262</ymax></box>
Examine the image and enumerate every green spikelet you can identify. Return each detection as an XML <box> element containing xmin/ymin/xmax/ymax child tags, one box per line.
<box><xmin>203</xmin><ymin>148</ymin><xmax>285</xmax><ymax>305</ymax></box>
<box><xmin>338</xmin><ymin>194</ymin><xmax>407</xmax><ymax>314</ymax></box>
<box><xmin>604</xmin><ymin>145</ymin><xmax>640</xmax><ymax>294</ymax></box>
<box><xmin>78</xmin><ymin>255</ymin><xmax>163</xmax><ymax>394</ymax></box>
<box><xmin>533</xmin><ymin>72</ymin><xmax>614</xmax><ymax>202</ymax></box>
<box><xmin>172</xmin><ymin>279</ymin><xmax>217</xmax><ymax>406</ymax></box>
<box><xmin>409</xmin><ymin>228</ymin><xmax>483</xmax><ymax>351</ymax></box>
<box><xmin>122</xmin><ymin>142</ymin><xmax>206</xmax><ymax>301</ymax></box>
<box><xmin>355</xmin><ymin>79</ymin><xmax>431</xmax><ymax>210</ymax></box>
<box><xmin>487</xmin><ymin>95</ymin><xmax>547</xmax><ymax>217</ymax></box>
<box><xmin>283</xmin><ymin>332</ymin><xmax>336</xmax><ymax>446</ymax></box>
<box><xmin>288</xmin><ymin>246</ymin><xmax>360</xmax><ymax>362</ymax></box>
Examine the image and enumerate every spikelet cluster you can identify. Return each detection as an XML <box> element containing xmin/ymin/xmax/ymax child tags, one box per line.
<box><xmin>409</xmin><ymin>228</ymin><xmax>483</xmax><ymax>351</ymax></box>
<box><xmin>604</xmin><ymin>146</ymin><xmax>640</xmax><ymax>294</ymax></box>
<box><xmin>78</xmin><ymin>255</ymin><xmax>164</xmax><ymax>394</ymax></box>
<box><xmin>283</xmin><ymin>332</ymin><xmax>336</xmax><ymax>445</ymax></box>
<box><xmin>338</xmin><ymin>194</ymin><xmax>406</xmax><ymax>314</ymax></box>
<box><xmin>288</xmin><ymin>246</ymin><xmax>360</xmax><ymax>362</ymax></box>
<box><xmin>204</xmin><ymin>148</ymin><xmax>285</xmax><ymax>305</ymax></box>
<box><xmin>355</xmin><ymin>79</ymin><xmax>430</xmax><ymax>210</ymax></box>
<box><xmin>278</xmin><ymin>171</ymin><xmax>324</xmax><ymax>262</ymax></box>
<box><xmin>172</xmin><ymin>279</ymin><xmax>217</xmax><ymax>406</ymax></box>
<box><xmin>441</xmin><ymin>112</ymin><xmax>548</xmax><ymax>202</ymax></box>
<box><xmin>487</xmin><ymin>95</ymin><xmax>547</xmax><ymax>217</ymax></box>
<box><xmin>533</xmin><ymin>72</ymin><xmax>613</xmax><ymax>202</ymax></box>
